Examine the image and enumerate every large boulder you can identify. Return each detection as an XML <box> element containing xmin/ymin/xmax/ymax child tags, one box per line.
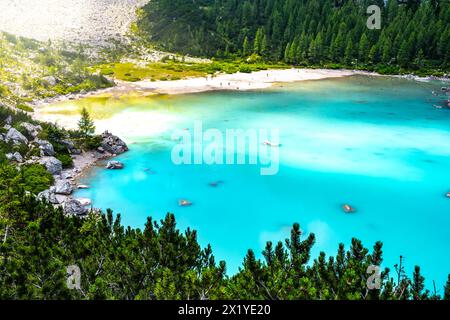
<box><xmin>54</xmin><ymin>180</ymin><xmax>74</xmax><ymax>195</ymax></box>
<box><xmin>40</xmin><ymin>157</ymin><xmax>63</xmax><ymax>175</ymax></box>
<box><xmin>106</xmin><ymin>161</ymin><xmax>124</xmax><ymax>169</ymax></box>
<box><xmin>5</xmin><ymin>128</ymin><xmax>28</xmax><ymax>145</ymax></box>
<box><xmin>6</xmin><ymin>152</ymin><xmax>23</xmax><ymax>163</ymax></box>
<box><xmin>64</xmin><ymin>199</ymin><xmax>88</xmax><ymax>217</ymax></box>
<box><xmin>37</xmin><ymin>189</ymin><xmax>59</xmax><ymax>204</ymax></box>
<box><xmin>42</xmin><ymin>76</ymin><xmax>57</xmax><ymax>86</ymax></box>
<box><xmin>36</xmin><ymin>139</ymin><xmax>55</xmax><ymax>156</ymax></box>
<box><xmin>101</xmin><ymin>131</ymin><xmax>128</xmax><ymax>155</ymax></box>
<box><xmin>20</xmin><ymin>122</ymin><xmax>42</xmax><ymax>138</ymax></box>
<box><xmin>61</xmin><ymin>139</ymin><xmax>81</xmax><ymax>155</ymax></box>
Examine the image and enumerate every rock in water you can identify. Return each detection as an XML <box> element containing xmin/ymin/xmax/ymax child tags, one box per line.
<box><xmin>101</xmin><ymin>131</ymin><xmax>128</xmax><ymax>154</ymax></box>
<box><xmin>64</xmin><ymin>199</ymin><xmax>88</xmax><ymax>217</ymax></box>
<box><xmin>55</xmin><ymin>180</ymin><xmax>74</xmax><ymax>195</ymax></box>
<box><xmin>5</xmin><ymin>128</ymin><xmax>28</xmax><ymax>145</ymax></box>
<box><xmin>40</xmin><ymin>157</ymin><xmax>63</xmax><ymax>175</ymax></box>
<box><xmin>36</xmin><ymin>139</ymin><xmax>55</xmax><ymax>156</ymax></box>
<box><xmin>106</xmin><ymin>161</ymin><xmax>124</xmax><ymax>169</ymax></box>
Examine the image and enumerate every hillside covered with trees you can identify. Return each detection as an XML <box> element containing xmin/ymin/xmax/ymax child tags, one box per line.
<box><xmin>137</xmin><ymin>0</ymin><xmax>450</xmax><ymax>75</ymax></box>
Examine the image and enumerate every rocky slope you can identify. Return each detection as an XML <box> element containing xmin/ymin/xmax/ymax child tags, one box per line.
<box><xmin>0</xmin><ymin>0</ymin><xmax>149</xmax><ymax>46</ymax></box>
<box><xmin>1</xmin><ymin>113</ymin><xmax>128</xmax><ymax>217</ymax></box>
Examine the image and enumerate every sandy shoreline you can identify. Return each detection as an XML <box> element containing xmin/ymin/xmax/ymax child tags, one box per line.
<box><xmin>32</xmin><ymin>68</ymin><xmax>371</xmax><ymax>109</ymax></box>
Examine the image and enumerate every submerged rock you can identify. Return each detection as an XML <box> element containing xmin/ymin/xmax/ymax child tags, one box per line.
<box><xmin>40</xmin><ymin>157</ymin><xmax>63</xmax><ymax>175</ymax></box>
<box><xmin>64</xmin><ymin>199</ymin><xmax>88</xmax><ymax>217</ymax></box>
<box><xmin>342</xmin><ymin>204</ymin><xmax>356</xmax><ymax>213</ymax></box>
<box><xmin>179</xmin><ymin>199</ymin><xmax>193</xmax><ymax>207</ymax></box>
<box><xmin>101</xmin><ymin>131</ymin><xmax>128</xmax><ymax>155</ymax></box>
<box><xmin>106</xmin><ymin>161</ymin><xmax>124</xmax><ymax>169</ymax></box>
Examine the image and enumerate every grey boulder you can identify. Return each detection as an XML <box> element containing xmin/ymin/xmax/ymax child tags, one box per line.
<box><xmin>36</xmin><ymin>139</ymin><xmax>55</xmax><ymax>156</ymax></box>
<box><xmin>40</xmin><ymin>157</ymin><xmax>63</xmax><ymax>175</ymax></box>
<box><xmin>6</xmin><ymin>152</ymin><xmax>23</xmax><ymax>163</ymax></box>
<box><xmin>101</xmin><ymin>131</ymin><xmax>128</xmax><ymax>155</ymax></box>
<box><xmin>106</xmin><ymin>161</ymin><xmax>124</xmax><ymax>169</ymax></box>
<box><xmin>37</xmin><ymin>189</ymin><xmax>59</xmax><ymax>204</ymax></box>
<box><xmin>55</xmin><ymin>180</ymin><xmax>74</xmax><ymax>195</ymax></box>
<box><xmin>64</xmin><ymin>199</ymin><xmax>88</xmax><ymax>217</ymax></box>
<box><xmin>20</xmin><ymin>122</ymin><xmax>42</xmax><ymax>138</ymax></box>
<box><xmin>5</xmin><ymin>128</ymin><xmax>28</xmax><ymax>145</ymax></box>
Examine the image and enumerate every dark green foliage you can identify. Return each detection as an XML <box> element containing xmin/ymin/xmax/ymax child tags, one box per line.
<box><xmin>20</xmin><ymin>164</ymin><xmax>54</xmax><ymax>195</ymax></box>
<box><xmin>444</xmin><ymin>275</ymin><xmax>450</xmax><ymax>300</ymax></box>
<box><xmin>138</xmin><ymin>0</ymin><xmax>450</xmax><ymax>74</ymax></box>
<box><xmin>0</xmin><ymin>174</ymin><xmax>448</xmax><ymax>300</ymax></box>
<box><xmin>56</xmin><ymin>153</ymin><xmax>73</xmax><ymax>169</ymax></box>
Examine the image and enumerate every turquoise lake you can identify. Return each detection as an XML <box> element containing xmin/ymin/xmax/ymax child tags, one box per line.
<box><xmin>74</xmin><ymin>75</ymin><xmax>450</xmax><ymax>289</ymax></box>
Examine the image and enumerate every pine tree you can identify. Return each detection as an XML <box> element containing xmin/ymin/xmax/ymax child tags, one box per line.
<box><xmin>444</xmin><ymin>275</ymin><xmax>450</xmax><ymax>300</ymax></box>
<box><xmin>358</xmin><ymin>33</ymin><xmax>370</xmax><ymax>62</ymax></box>
<box><xmin>78</xmin><ymin>107</ymin><xmax>95</xmax><ymax>138</ymax></box>
<box><xmin>242</xmin><ymin>36</ymin><xmax>251</xmax><ymax>56</ymax></box>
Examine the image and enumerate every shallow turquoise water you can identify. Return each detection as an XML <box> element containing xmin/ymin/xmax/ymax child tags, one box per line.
<box><xmin>76</xmin><ymin>76</ymin><xmax>450</xmax><ymax>289</ymax></box>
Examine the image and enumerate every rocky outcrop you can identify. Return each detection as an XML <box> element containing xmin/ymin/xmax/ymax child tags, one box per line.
<box><xmin>20</xmin><ymin>122</ymin><xmax>42</xmax><ymax>138</ymax></box>
<box><xmin>5</xmin><ymin>128</ymin><xmax>28</xmax><ymax>145</ymax></box>
<box><xmin>40</xmin><ymin>156</ymin><xmax>63</xmax><ymax>175</ymax></box>
<box><xmin>101</xmin><ymin>131</ymin><xmax>128</xmax><ymax>155</ymax></box>
<box><xmin>36</xmin><ymin>139</ymin><xmax>55</xmax><ymax>156</ymax></box>
<box><xmin>60</xmin><ymin>139</ymin><xmax>81</xmax><ymax>155</ymax></box>
<box><xmin>106</xmin><ymin>160</ymin><xmax>124</xmax><ymax>169</ymax></box>
<box><xmin>76</xmin><ymin>198</ymin><xmax>92</xmax><ymax>206</ymax></box>
<box><xmin>42</xmin><ymin>76</ymin><xmax>57</xmax><ymax>86</ymax></box>
<box><xmin>6</xmin><ymin>152</ymin><xmax>23</xmax><ymax>163</ymax></box>
<box><xmin>55</xmin><ymin>180</ymin><xmax>74</xmax><ymax>195</ymax></box>
<box><xmin>64</xmin><ymin>199</ymin><xmax>88</xmax><ymax>217</ymax></box>
<box><xmin>37</xmin><ymin>189</ymin><xmax>60</xmax><ymax>204</ymax></box>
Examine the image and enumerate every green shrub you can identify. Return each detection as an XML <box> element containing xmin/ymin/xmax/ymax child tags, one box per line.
<box><xmin>238</xmin><ymin>64</ymin><xmax>253</xmax><ymax>73</ymax></box>
<box><xmin>56</xmin><ymin>153</ymin><xmax>73</xmax><ymax>168</ymax></box>
<box><xmin>20</xmin><ymin>164</ymin><xmax>54</xmax><ymax>194</ymax></box>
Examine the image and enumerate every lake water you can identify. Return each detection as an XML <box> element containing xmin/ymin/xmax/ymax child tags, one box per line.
<box><xmin>67</xmin><ymin>75</ymin><xmax>450</xmax><ymax>289</ymax></box>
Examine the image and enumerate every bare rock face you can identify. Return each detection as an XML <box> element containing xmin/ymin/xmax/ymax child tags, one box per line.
<box><xmin>40</xmin><ymin>157</ymin><xmax>63</xmax><ymax>175</ymax></box>
<box><xmin>101</xmin><ymin>131</ymin><xmax>128</xmax><ymax>155</ymax></box>
<box><xmin>55</xmin><ymin>180</ymin><xmax>74</xmax><ymax>195</ymax></box>
<box><xmin>5</xmin><ymin>128</ymin><xmax>28</xmax><ymax>145</ymax></box>
<box><xmin>64</xmin><ymin>199</ymin><xmax>88</xmax><ymax>217</ymax></box>
<box><xmin>6</xmin><ymin>152</ymin><xmax>23</xmax><ymax>163</ymax></box>
<box><xmin>37</xmin><ymin>189</ymin><xmax>60</xmax><ymax>204</ymax></box>
<box><xmin>42</xmin><ymin>76</ymin><xmax>57</xmax><ymax>86</ymax></box>
<box><xmin>20</xmin><ymin>122</ymin><xmax>42</xmax><ymax>138</ymax></box>
<box><xmin>36</xmin><ymin>139</ymin><xmax>55</xmax><ymax>156</ymax></box>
